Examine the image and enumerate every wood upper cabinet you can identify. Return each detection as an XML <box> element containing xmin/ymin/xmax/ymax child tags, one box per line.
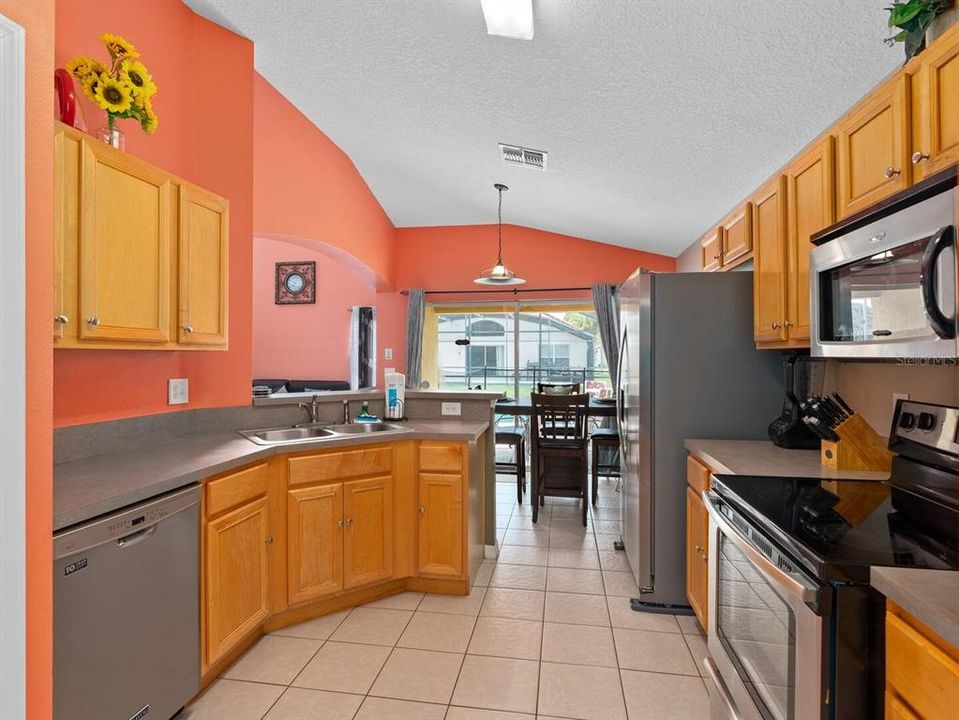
<box><xmin>721</xmin><ymin>203</ymin><xmax>753</xmax><ymax>266</ymax></box>
<box><xmin>78</xmin><ymin>137</ymin><xmax>173</xmax><ymax>343</ymax></box>
<box><xmin>911</xmin><ymin>25</ymin><xmax>959</xmax><ymax>180</ymax></box>
<box><xmin>178</xmin><ymin>183</ymin><xmax>229</xmax><ymax>346</ymax></box>
<box><xmin>786</xmin><ymin>138</ymin><xmax>835</xmax><ymax>344</ymax></box>
<box><xmin>701</xmin><ymin>227</ymin><xmax>724</xmax><ymax>272</ymax></box>
<box><xmin>287</xmin><ymin>482</ymin><xmax>344</xmax><ymax>605</ymax></box>
<box><xmin>836</xmin><ymin>75</ymin><xmax>910</xmax><ymax>218</ymax></box>
<box><xmin>204</xmin><ymin>495</ymin><xmax>270</xmax><ymax>668</ymax></box>
<box><xmin>752</xmin><ymin>177</ymin><xmax>788</xmax><ymax>344</ymax></box>
<box><xmin>343</xmin><ymin>476</ymin><xmax>394</xmax><ymax>589</ymax></box>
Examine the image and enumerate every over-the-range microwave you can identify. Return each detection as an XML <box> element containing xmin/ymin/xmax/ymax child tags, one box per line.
<box><xmin>810</xmin><ymin>167</ymin><xmax>957</xmax><ymax>360</ymax></box>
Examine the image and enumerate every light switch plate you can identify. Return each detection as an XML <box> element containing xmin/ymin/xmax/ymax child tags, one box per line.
<box><xmin>168</xmin><ymin>378</ymin><xmax>189</xmax><ymax>405</ymax></box>
<box><xmin>441</xmin><ymin>402</ymin><xmax>461</xmax><ymax>416</ymax></box>
<box><xmin>384</xmin><ymin>347</ymin><xmax>393</xmax><ymax>360</ymax></box>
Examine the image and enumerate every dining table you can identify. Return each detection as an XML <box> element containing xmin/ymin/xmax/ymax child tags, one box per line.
<box><xmin>495</xmin><ymin>396</ymin><xmax>618</xmax><ymax>418</ymax></box>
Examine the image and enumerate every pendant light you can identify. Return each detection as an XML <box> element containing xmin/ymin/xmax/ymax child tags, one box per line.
<box><xmin>475</xmin><ymin>183</ymin><xmax>526</xmax><ymax>285</ymax></box>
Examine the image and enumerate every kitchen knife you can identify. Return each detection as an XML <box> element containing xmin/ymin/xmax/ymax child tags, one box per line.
<box><xmin>832</xmin><ymin>392</ymin><xmax>855</xmax><ymax>416</ymax></box>
<box><xmin>808</xmin><ymin>416</ymin><xmax>840</xmax><ymax>442</ymax></box>
<box><xmin>821</xmin><ymin>397</ymin><xmax>848</xmax><ymax>424</ymax></box>
<box><xmin>802</xmin><ymin>416</ymin><xmax>829</xmax><ymax>440</ymax></box>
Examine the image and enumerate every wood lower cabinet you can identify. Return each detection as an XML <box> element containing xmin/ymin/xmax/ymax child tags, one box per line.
<box><xmin>204</xmin><ymin>495</ymin><xmax>270</xmax><ymax>668</ymax></box>
<box><xmin>343</xmin><ymin>476</ymin><xmax>394</xmax><ymax>588</ymax></box>
<box><xmin>885</xmin><ymin>601</ymin><xmax>959</xmax><ymax>720</ymax></box>
<box><xmin>836</xmin><ymin>75</ymin><xmax>910</xmax><ymax>218</ymax></box>
<box><xmin>911</xmin><ymin>25</ymin><xmax>959</xmax><ymax>180</ymax></box>
<box><xmin>685</xmin><ymin>455</ymin><xmax>711</xmax><ymax>631</ymax></box>
<box><xmin>418</xmin><ymin>473</ymin><xmax>465</xmax><ymax>577</ymax></box>
<box><xmin>287</xmin><ymin>482</ymin><xmax>344</xmax><ymax>604</ymax></box>
<box><xmin>752</xmin><ymin>177</ymin><xmax>788</xmax><ymax>344</ymax></box>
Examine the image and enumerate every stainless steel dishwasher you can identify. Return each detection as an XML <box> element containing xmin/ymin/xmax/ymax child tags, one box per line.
<box><xmin>54</xmin><ymin>484</ymin><xmax>200</xmax><ymax>720</ymax></box>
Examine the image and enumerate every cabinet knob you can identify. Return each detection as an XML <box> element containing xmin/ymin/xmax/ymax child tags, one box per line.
<box><xmin>345</xmin><ymin>518</ymin><xmax>354</xmax><ymax>527</ymax></box>
<box><xmin>713</xmin><ymin>254</ymin><xmax>721</xmax><ymax>260</ymax></box>
<box><xmin>418</xmin><ymin>506</ymin><xmax>426</xmax><ymax>515</ymax></box>
<box><xmin>54</xmin><ymin>314</ymin><xmax>69</xmax><ymax>325</ymax></box>
<box><xmin>771</xmin><ymin>322</ymin><xmax>781</xmax><ymax>329</ymax></box>
<box><xmin>911</xmin><ymin>151</ymin><xmax>929</xmax><ymax>165</ymax></box>
<box><xmin>783</xmin><ymin>320</ymin><xmax>794</xmax><ymax>328</ymax></box>
<box><xmin>337</xmin><ymin>519</ymin><xmax>345</xmax><ymax>528</ymax></box>
<box><xmin>265</xmin><ymin>535</ymin><xmax>274</xmax><ymax>545</ymax></box>
<box><xmin>884</xmin><ymin>166</ymin><xmax>901</xmax><ymax>178</ymax></box>
<box><xmin>694</xmin><ymin>545</ymin><xmax>702</xmax><ymax>553</ymax></box>
<box><xmin>87</xmin><ymin>316</ymin><xmax>100</xmax><ymax>327</ymax></box>
<box><xmin>182</xmin><ymin>324</ymin><xmax>194</xmax><ymax>334</ymax></box>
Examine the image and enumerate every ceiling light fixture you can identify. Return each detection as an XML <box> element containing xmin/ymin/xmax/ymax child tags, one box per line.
<box><xmin>480</xmin><ymin>0</ymin><xmax>534</xmax><ymax>40</ymax></box>
<box><xmin>475</xmin><ymin>183</ymin><xmax>525</xmax><ymax>286</ymax></box>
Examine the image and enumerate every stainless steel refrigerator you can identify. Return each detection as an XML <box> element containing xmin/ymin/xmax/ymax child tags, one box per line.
<box><xmin>616</xmin><ymin>269</ymin><xmax>783</xmax><ymax>610</ymax></box>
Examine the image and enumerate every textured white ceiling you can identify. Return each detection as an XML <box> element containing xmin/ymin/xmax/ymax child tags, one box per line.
<box><xmin>185</xmin><ymin>0</ymin><xmax>901</xmax><ymax>256</ymax></box>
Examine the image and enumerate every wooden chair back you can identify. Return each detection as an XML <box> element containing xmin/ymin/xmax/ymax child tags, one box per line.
<box><xmin>536</xmin><ymin>382</ymin><xmax>582</xmax><ymax>395</ymax></box>
<box><xmin>531</xmin><ymin>392</ymin><xmax>590</xmax><ymax>442</ymax></box>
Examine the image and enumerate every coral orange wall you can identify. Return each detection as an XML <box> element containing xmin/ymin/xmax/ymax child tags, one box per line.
<box><xmin>253</xmin><ymin>74</ymin><xmax>396</xmax><ymax>290</ymax></box>
<box><xmin>52</xmin><ymin>0</ymin><xmax>254</xmax><ymax>427</ymax></box>
<box><xmin>376</xmin><ymin>224</ymin><xmax>676</xmax><ymax>380</ymax></box>
<box><xmin>253</xmin><ymin>237</ymin><xmax>374</xmax><ymax>380</ymax></box>
<box><xmin>0</xmin><ymin>1</ymin><xmax>55</xmax><ymax>715</ymax></box>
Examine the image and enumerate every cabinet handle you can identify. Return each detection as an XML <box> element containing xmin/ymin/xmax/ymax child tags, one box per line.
<box><xmin>182</xmin><ymin>324</ymin><xmax>194</xmax><ymax>334</ymax></box>
<box><xmin>54</xmin><ymin>314</ymin><xmax>69</xmax><ymax>325</ymax></box>
<box><xmin>337</xmin><ymin>519</ymin><xmax>345</xmax><ymax>528</ymax></box>
<box><xmin>884</xmin><ymin>166</ymin><xmax>901</xmax><ymax>178</ymax></box>
<box><xmin>87</xmin><ymin>316</ymin><xmax>100</xmax><ymax>327</ymax></box>
<box><xmin>265</xmin><ymin>535</ymin><xmax>274</xmax><ymax>545</ymax></box>
<box><xmin>418</xmin><ymin>506</ymin><xmax>426</xmax><ymax>515</ymax></box>
<box><xmin>911</xmin><ymin>151</ymin><xmax>929</xmax><ymax>165</ymax></box>
<box><xmin>783</xmin><ymin>320</ymin><xmax>793</xmax><ymax>328</ymax></box>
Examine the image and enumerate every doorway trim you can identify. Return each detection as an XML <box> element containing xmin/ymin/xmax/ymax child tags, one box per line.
<box><xmin>0</xmin><ymin>12</ymin><xmax>27</xmax><ymax>720</ymax></box>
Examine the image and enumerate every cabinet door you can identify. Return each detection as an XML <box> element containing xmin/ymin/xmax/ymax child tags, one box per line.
<box><xmin>343</xmin><ymin>476</ymin><xmax>394</xmax><ymax>589</ymax></box>
<box><xmin>722</xmin><ymin>204</ymin><xmax>753</xmax><ymax>266</ymax></box>
<box><xmin>786</xmin><ymin>138</ymin><xmax>835</xmax><ymax>344</ymax></box>
<box><xmin>701</xmin><ymin>227</ymin><xmax>723</xmax><ymax>272</ymax></box>
<box><xmin>417</xmin><ymin>472</ymin><xmax>464</xmax><ymax>578</ymax></box>
<box><xmin>685</xmin><ymin>487</ymin><xmax>709</xmax><ymax>631</ymax></box>
<box><xmin>53</xmin><ymin>128</ymin><xmax>81</xmax><ymax>342</ymax></box>
<box><xmin>78</xmin><ymin>138</ymin><xmax>173</xmax><ymax>342</ymax></box>
<box><xmin>913</xmin><ymin>26</ymin><xmax>959</xmax><ymax>180</ymax></box>
<box><xmin>205</xmin><ymin>497</ymin><xmax>270</xmax><ymax>666</ymax></box>
<box><xmin>836</xmin><ymin>75</ymin><xmax>910</xmax><ymax>218</ymax></box>
<box><xmin>178</xmin><ymin>183</ymin><xmax>229</xmax><ymax>346</ymax></box>
<box><xmin>287</xmin><ymin>483</ymin><xmax>344</xmax><ymax>604</ymax></box>
<box><xmin>752</xmin><ymin>177</ymin><xmax>788</xmax><ymax>344</ymax></box>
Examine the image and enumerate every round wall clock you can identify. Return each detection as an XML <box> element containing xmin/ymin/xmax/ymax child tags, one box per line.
<box><xmin>275</xmin><ymin>261</ymin><xmax>316</xmax><ymax>305</ymax></box>
<box><xmin>285</xmin><ymin>272</ymin><xmax>305</xmax><ymax>294</ymax></box>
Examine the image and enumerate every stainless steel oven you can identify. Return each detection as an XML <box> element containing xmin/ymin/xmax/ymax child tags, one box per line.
<box><xmin>703</xmin><ymin>490</ymin><xmax>828</xmax><ymax>720</ymax></box>
<box><xmin>810</xmin><ymin>176</ymin><xmax>956</xmax><ymax>359</ymax></box>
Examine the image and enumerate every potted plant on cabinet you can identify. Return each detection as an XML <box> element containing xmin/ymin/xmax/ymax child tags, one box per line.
<box><xmin>884</xmin><ymin>0</ymin><xmax>955</xmax><ymax>60</ymax></box>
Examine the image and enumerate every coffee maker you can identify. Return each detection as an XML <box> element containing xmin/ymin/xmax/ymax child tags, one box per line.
<box><xmin>768</xmin><ymin>352</ymin><xmax>826</xmax><ymax>449</ymax></box>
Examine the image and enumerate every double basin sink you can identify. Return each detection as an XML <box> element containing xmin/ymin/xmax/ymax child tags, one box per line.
<box><xmin>240</xmin><ymin>421</ymin><xmax>409</xmax><ymax>446</ymax></box>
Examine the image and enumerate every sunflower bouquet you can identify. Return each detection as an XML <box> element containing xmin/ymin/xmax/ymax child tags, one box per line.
<box><xmin>66</xmin><ymin>33</ymin><xmax>158</xmax><ymax>143</ymax></box>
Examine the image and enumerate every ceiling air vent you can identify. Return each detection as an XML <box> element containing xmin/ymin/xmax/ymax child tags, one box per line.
<box><xmin>499</xmin><ymin>143</ymin><xmax>547</xmax><ymax>170</ymax></box>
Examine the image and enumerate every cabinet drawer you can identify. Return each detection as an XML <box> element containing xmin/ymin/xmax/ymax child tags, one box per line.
<box><xmin>886</xmin><ymin>605</ymin><xmax>959</xmax><ymax>720</ymax></box>
<box><xmin>206</xmin><ymin>462</ymin><xmax>270</xmax><ymax>518</ymax></box>
<box><xmin>419</xmin><ymin>442</ymin><xmax>464</xmax><ymax>473</ymax></box>
<box><xmin>686</xmin><ymin>455</ymin><xmax>711</xmax><ymax>494</ymax></box>
<box><xmin>288</xmin><ymin>446</ymin><xmax>393</xmax><ymax>487</ymax></box>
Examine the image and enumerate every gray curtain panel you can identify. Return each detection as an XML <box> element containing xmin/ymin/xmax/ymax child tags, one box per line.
<box><xmin>591</xmin><ymin>283</ymin><xmax>620</xmax><ymax>384</ymax></box>
<box><xmin>405</xmin><ymin>289</ymin><xmax>425</xmax><ymax>389</ymax></box>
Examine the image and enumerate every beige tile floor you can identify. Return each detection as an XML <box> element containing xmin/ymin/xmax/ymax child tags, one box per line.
<box><xmin>179</xmin><ymin>476</ymin><xmax>709</xmax><ymax>720</ymax></box>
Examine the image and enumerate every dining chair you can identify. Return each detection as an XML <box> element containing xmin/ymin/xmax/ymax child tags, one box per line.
<box><xmin>536</xmin><ymin>382</ymin><xmax>582</xmax><ymax>395</ymax></box>
<box><xmin>495</xmin><ymin>427</ymin><xmax>527</xmax><ymax>503</ymax></box>
<box><xmin>530</xmin><ymin>392</ymin><xmax>590</xmax><ymax>526</ymax></box>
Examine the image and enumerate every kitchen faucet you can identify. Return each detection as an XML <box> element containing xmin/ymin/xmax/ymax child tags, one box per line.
<box><xmin>343</xmin><ymin>399</ymin><xmax>352</xmax><ymax>424</ymax></box>
<box><xmin>297</xmin><ymin>395</ymin><xmax>321</xmax><ymax>424</ymax></box>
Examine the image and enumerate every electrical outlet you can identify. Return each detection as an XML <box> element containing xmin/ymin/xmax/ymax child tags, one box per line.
<box><xmin>892</xmin><ymin>392</ymin><xmax>909</xmax><ymax>416</ymax></box>
<box><xmin>441</xmin><ymin>402</ymin><xmax>461</xmax><ymax>416</ymax></box>
<box><xmin>168</xmin><ymin>378</ymin><xmax>189</xmax><ymax>405</ymax></box>
<box><xmin>384</xmin><ymin>347</ymin><xmax>393</xmax><ymax>360</ymax></box>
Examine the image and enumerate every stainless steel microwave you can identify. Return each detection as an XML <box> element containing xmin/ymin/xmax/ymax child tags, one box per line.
<box><xmin>810</xmin><ymin>172</ymin><xmax>957</xmax><ymax>359</ymax></box>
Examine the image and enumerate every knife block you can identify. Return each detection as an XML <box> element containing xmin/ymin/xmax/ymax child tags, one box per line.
<box><xmin>820</xmin><ymin>414</ymin><xmax>894</xmax><ymax>472</ymax></box>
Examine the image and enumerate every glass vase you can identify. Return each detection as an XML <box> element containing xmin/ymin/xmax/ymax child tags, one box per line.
<box><xmin>97</xmin><ymin>123</ymin><xmax>125</xmax><ymax>151</ymax></box>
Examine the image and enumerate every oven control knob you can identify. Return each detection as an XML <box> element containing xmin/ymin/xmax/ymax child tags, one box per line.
<box><xmin>898</xmin><ymin>412</ymin><xmax>916</xmax><ymax>430</ymax></box>
<box><xmin>917</xmin><ymin>412</ymin><xmax>936</xmax><ymax>432</ymax></box>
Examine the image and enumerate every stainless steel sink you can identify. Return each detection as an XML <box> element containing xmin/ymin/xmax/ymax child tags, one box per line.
<box><xmin>240</xmin><ymin>425</ymin><xmax>337</xmax><ymax>445</ymax></box>
<box><xmin>240</xmin><ymin>421</ymin><xmax>407</xmax><ymax>445</ymax></box>
<box><xmin>325</xmin><ymin>422</ymin><xmax>404</xmax><ymax>434</ymax></box>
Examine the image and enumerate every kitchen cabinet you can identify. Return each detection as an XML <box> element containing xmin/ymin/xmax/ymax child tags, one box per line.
<box><xmin>178</xmin><ymin>183</ymin><xmax>229</xmax><ymax>346</ymax></box>
<box><xmin>53</xmin><ymin>122</ymin><xmax>228</xmax><ymax>350</ymax></box>
<box><xmin>836</xmin><ymin>75</ymin><xmax>910</xmax><ymax>218</ymax></box>
<box><xmin>685</xmin><ymin>455</ymin><xmax>711</xmax><ymax>631</ymax></box>
<box><xmin>752</xmin><ymin>177</ymin><xmax>788</xmax><ymax>344</ymax></box>
<box><xmin>343</xmin><ymin>476</ymin><xmax>394</xmax><ymax>588</ymax></box>
<box><xmin>721</xmin><ymin>203</ymin><xmax>753</xmax><ymax>267</ymax></box>
<box><xmin>911</xmin><ymin>25</ymin><xmax>959</xmax><ymax>181</ymax></box>
<box><xmin>417</xmin><ymin>443</ymin><xmax>467</xmax><ymax>578</ymax></box>
<box><xmin>701</xmin><ymin>227</ymin><xmax>724</xmax><ymax>272</ymax></box>
<box><xmin>287</xmin><ymin>482</ymin><xmax>343</xmax><ymax>604</ymax></box>
<box><xmin>885</xmin><ymin>601</ymin><xmax>959</xmax><ymax>720</ymax></box>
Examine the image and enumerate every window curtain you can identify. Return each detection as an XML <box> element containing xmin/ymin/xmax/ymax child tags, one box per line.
<box><xmin>405</xmin><ymin>289</ymin><xmax>425</xmax><ymax>389</ymax></box>
<box><xmin>591</xmin><ymin>283</ymin><xmax>620</xmax><ymax>382</ymax></box>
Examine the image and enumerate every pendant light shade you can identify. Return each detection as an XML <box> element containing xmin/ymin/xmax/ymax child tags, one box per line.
<box><xmin>475</xmin><ymin>183</ymin><xmax>525</xmax><ymax>285</ymax></box>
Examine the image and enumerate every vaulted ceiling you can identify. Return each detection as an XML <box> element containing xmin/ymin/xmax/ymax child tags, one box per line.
<box><xmin>186</xmin><ymin>0</ymin><xmax>902</xmax><ymax>255</ymax></box>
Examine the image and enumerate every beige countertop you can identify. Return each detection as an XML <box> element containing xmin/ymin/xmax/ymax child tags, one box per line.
<box><xmin>871</xmin><ymin>567</ymin><xmax>959</xmax><ymax>650</ymax></box>
<box><xmin>54</xmin><ymin>419</ymin><xmax>489</xmax><ymax>532</ymax></box>
<box><xmin>684</xmin><ymin>439</ymin><xmax>889</xmax><ymax>481</ymax></box>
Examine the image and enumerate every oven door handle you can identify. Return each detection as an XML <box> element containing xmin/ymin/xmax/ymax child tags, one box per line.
<box><xmin>920</xmin><ymin>225</ymin><xmax>956</xmax><ymax>340</ymax></box>
<box><xmin>704</xmin><ymin>492</ymin><xmax>820</xmax><ymax>606</ymax></box>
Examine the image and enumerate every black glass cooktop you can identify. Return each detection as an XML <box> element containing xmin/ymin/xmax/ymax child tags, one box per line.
<box><xmin>711</xmin><ymin>471</ymin><xmax>959</xmax><ymax>583</ymax></box>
